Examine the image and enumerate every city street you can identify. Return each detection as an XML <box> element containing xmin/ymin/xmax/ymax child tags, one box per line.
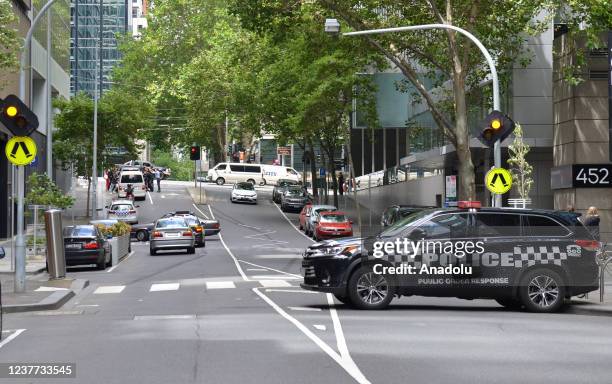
<box><xmin>2</xmin><ymin>183</ymin><xmax>612</xmax><ymax>384</ymax></box>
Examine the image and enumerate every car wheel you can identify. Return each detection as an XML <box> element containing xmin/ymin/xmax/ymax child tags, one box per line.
<box><xmin>96</xmin><ymin>255</ymin><xmax>106</xmax><ymax>270</ymax></box>
<box><xmin>216</xmin><ymin>177</ymin><xmax>225</xmax><ymax>186</ymax></box>
<box><xmin>519</xmin><ymin>268</ymin><xmax>566</xmax><ymax>313</ymax></box>
<box><xmin>495</xmin><ymin>297</ymin><xmax>523</xmax><ymax>310</ymax></box>
<box><xmin>149</xmin><ymin>247</ymin><xmax>157</xmax><ymax>256</ymax></box>
<box><xmin>261</xmin><ymin>179</ymin><xmax>267</xmax><ymax>186</ymax></box>
<box><xmin>247</xmin><ymin>179</ymin><xmax>255</xmax><ymax>185</ymax></box>
<box><xmin>333</xmin><ymin>294</ymin><xmax>352</xmax><ymax>305</ymax></box>
<box><xmin>136</xmin><ymin>230</ymin><xmax>148</xmax><ymax>242</ymax></box>
<box><xmin>187</xmin><ymin>247</ymin><xmax>196</xmax><ymax>254</ymax></box>
<box><xmin>348</xmin><ymin>265</ymin><xmax>395</xmax><ymax>310</ymax></box>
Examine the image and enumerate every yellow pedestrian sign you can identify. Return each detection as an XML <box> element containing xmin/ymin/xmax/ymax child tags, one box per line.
<box><xmin>5</xmin><ymin>136</ymin><xmax>37</xmax><ymax>166</ymax></box>
<box><xmin>485</xmin><ymin>167</ymin><xmax>512</xmax><ymax>194</ymax></box>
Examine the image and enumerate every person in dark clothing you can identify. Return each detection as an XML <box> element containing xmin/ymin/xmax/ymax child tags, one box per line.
<box><xmin>338</xmin><ymin>172</ymin><xmax>344</xmax><ymax>196</ymax></box>
<box><xmin>583</xmin><ymin>206</ymin><xmax>600</xmax><ymax>240</ymax></box>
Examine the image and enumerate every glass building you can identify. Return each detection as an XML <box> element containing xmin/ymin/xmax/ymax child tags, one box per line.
<box><xmin>70</xmin><ymin>0</ymin><xmax>128</xmax><ymax>96</ymax></box>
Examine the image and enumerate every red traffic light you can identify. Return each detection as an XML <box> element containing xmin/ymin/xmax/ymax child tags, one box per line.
<box><xmin>190</xmin><ymin>145</ymin><xmax>201</xmax><ymax>160</ymax></box>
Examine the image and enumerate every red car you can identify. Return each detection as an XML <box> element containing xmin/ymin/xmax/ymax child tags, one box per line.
<box><xmin>313</xmin><ymin>211</ymin><xmax>353</xmax><ymax>241</ymax></box>
<box><xmin>299</xmin><ymin>204</ymin><xmax>312</xmax><ymax>231</ymax></box>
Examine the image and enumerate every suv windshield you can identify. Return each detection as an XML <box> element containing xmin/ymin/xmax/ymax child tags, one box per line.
<box><xmin>379</xmin><ymin>209</ymin><xmax>433</xmax><ymax>238</ymax></box>
<box><xmin>285</xmin><ymin>188</ymin><xmax>304</xmax><ymax>196</ymax></box>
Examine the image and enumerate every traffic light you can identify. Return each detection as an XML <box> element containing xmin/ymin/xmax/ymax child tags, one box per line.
<box><xmin>190</xmin><ymin>145</ymin><xmax>200</xmax><ymax>160</ymax></box>
<box><xmin>0</xmin><ymin>95</ymin><xmax>39</xmax><ymax>137</ymax></box>
<box><xmin>478</xmin><ymin>110</ymin><xmax>515</xmax><ymax>147</ymax></box>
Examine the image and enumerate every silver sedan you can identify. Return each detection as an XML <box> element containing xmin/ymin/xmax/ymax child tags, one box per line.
<box><xmin>149</xmin><ymin>217</ymin><xmax>195</xmax><ymax>255</ymax></box>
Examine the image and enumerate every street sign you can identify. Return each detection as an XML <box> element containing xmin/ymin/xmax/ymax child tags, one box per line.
<box><xmin>5</xmin><ymin>136</ymin><xmax>37</xmax><ymax>166</ymax></box>
<box><xmin>277</xmin><ymin>146</ymin><xmax>291</xmax><ymax>155</ymax></box>
<box><xmin>485</xmin><ymin>167</ymin><xmax>512</xmax><ymax>194</ymax></box>
<box><xmin>319</xmin><ymin>167</ymin><xmax>326</xmax><ymax>177</ymax></box>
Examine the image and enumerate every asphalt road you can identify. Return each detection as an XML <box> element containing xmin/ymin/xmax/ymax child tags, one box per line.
<box><xmin>2</xmin><ymin>182</ymin><xmax>612</xmax><ymax>384</ymax></box>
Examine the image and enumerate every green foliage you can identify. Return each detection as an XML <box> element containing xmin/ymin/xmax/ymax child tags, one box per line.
<box><xmin>0</xmin><ymin>0</ymin><xmax>18</xmax><ymax>76</ymax></box>
<box><xmin>151</xmin><ymin>149</ymin><xmax>193</xmax><ymax>181</ymax></box>
<box><xmin>25</xmin><ymin>172</ymin><xmax>75</xmax><ymax>209</ymax></box>
<box><xmin>96</xmin><ymin>221</ymin><xmax>131</xmax><ymax>237</ymax></box>
<box><xmin>507</xmin><ymin>124</ymin><xmax>533</xmax><ymax>201</ymax></box>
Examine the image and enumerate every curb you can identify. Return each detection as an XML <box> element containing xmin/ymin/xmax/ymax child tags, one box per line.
<box><xmin>0</xmin><ymin>265</ymin><xmax>47</xmax><ymax>276</ymax></box>
<box><xmin>3</xmin><ymin>279</ymin><xmax>89</xmax><ymax>314</ymax></box>
<box><xmin>186</xmin><ymin>186</ymin><xmax>207</xmax><ymax>205</ymax></box>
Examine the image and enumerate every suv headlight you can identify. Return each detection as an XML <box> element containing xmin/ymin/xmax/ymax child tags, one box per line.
<box><xmin>322</xmin><ymin>245</ymin><xmax>360</xmax><ymax>257</ymax></box>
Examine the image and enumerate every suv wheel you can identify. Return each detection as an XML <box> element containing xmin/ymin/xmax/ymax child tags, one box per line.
<box><xmin>348</xmin><ymin>265</ymin><xmax>395</xmax><ymax>310</ymax></box>
<box><xmin>216</xmin><ymin>177</ymin><xmax>225</xmax><ymax>186</ymax></box>
<box><xmin>247</xmin><ymin>179</ymin><xmax>255</xmax><ymax>185</ymax></box>
<box><xmin>519</xmin><ymin>269</ymin><xmax>566</xmax><ymax>313</ymax></box>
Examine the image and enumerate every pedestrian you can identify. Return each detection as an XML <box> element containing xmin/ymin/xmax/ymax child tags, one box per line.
<box><xmin>154</xmin><ymin>168</ymin><xmax>161</xmax><ymax>192</ymax></box>
<box><xmin>338</xmin><ymin>172</ymin><xmax>344</xmax><ymax>196</ymax></box>
<box><xmin>583</xmin><ymin>206</ymin><xmax>600</xmax><ymax>240</ymax></box>
<box><xmin>105</xmin><ymin>170</ymin><xmax>111</xmax><ymax>191</ymax></box>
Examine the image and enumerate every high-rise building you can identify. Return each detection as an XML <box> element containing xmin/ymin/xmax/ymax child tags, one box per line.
<box><xmin>70</xmin><ymin>0</ymin><xmax>128</xmax><ymax>96</ymax></box>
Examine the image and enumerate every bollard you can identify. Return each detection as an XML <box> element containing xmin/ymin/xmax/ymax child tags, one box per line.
<box><xmin>45</xmin><ymin>209</ymin><xmax>66</xmax><ymax>279</ymax></box>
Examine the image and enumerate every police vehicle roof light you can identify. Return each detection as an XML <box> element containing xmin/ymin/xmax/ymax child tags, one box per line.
<box><xmin>457</xmin><ymin>201</ymin><xmax>481</xmax><ymax>209</ymax></box>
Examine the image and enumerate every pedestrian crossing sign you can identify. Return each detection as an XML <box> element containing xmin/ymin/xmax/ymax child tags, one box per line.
<box><xmin>485</xmin><ymin>167</ymin><xmax>512</xmax><ymax>194</ymax></box>
<box><xmin>5</xmin><ymin>136</ymin><xmax>37</xmax><ymax>166</ymax></box>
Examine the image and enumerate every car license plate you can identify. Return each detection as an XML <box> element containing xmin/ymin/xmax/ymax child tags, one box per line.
<box><xmin>65</xmin><ymin>243</ymin><xmax>82</xmax><ymax>250</ymax></box>
<box><xmin>165</xmin><ymin>233</ymin><xmax>180</xmax><ymax>238</ymax></box>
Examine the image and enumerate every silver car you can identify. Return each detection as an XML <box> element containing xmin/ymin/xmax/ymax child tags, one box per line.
<box><xmin>106</xmin><ymin>199</ymin><xmax>139</xmax><ymax>224</ymax></box>
<box><xmin>304</xmin><ymin>205</ymin><xmax>337</xmax><ymax>236</ymax></box>
<box><xmin>149</xmin><ymin>217</ymin><xmax>195</xmax><ymax>255</ymax></box>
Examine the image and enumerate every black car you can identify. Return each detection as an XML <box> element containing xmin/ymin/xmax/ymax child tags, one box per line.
<box><xmin>301</xmin><ymin>202</ymin><xmax>600</xmax><ymax>313</ymax></box>
<box><xmin>161</xmin><ymin>210</ymin><xmax>220</xmax><ymax>244</ymax></box>
<box><xmin>131</xmin><ymin>222</ymin><xmax>154</xmax><ymax>241</ymax></box>
<box><xmin>63</xmin><ymin>225</ymin><xmax>112</xmax><ymax>270</ymax></box>
<box><xmin>381</xmin><ymin>205</ymin><xmax>437</xmax><ymax>227</ymax></box>
<box><xmin>280</xmin><ymin>186</ymin><xmax>310</xmax><ymax>212</ymax></box>
<box><xmin>273</xmin><ymin>179</ymin><xmax>300</xmax><ymax>203</ymax></box>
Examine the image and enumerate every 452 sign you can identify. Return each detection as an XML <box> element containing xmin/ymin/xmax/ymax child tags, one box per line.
<box><xmin>573</xmin><ymin>164</ymin><xmax>612</xmax><ymax>188</ymax></box>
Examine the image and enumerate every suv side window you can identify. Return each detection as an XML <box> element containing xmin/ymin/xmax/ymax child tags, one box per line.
<box><xmin>524</xmin><ymin>215</ymin><xmax>570</xmax><ymax>237</ymax></box>
<box><xmin>475</xmin><ymin>213</ymin><xmax>521</xmax><ymax>237</ymax></box>
<box><xmin>419</xmin><ymin>213</ymin><xmax>470</xmax><ymax>239</ymax></box>
<box><xmin>216</xmin><ymin>164</ymin><xmax>226</xmax><ymax>171</ymax></box>
<box><xmin>229</xmin><ymin>164</ymin><xmax>244</xmax><ymax>172</ymax></box>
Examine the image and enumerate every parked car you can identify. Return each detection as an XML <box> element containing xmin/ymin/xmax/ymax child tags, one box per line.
<box><xmin>313</xmin><ymin>211</ymin><xmax>353</xmax><ymax>241</ymax></box>
<box><xmin>161</xmin><ymin>210</ymin><xmax>221</xmax><ymax>236</ymax></box>
<box><xmin>231</xmin><ymin>182</ymin><xmax>258</xmax><ymax>204</ymax></box>
<box><xmin>63</xmin><ymin>225</ymin><xmax>111</xmax><ymax>270</ymax></box>
<box><xmin>381</xmin><ymin>205</ymin><xmax>437</xmax><ymax>227</ymax></box>
<box><xmin>280</xmin><ymin>186</ymin><xmax>311</xmax><ymax>212</ymax></box>
<box><xmin>106</xmin><ymin>199</ymin><xmax>139</xmax><ymax>224</ymax></box>
<box><xmin>304</xmin><ymin>205</ymin><xmax>337</xmax><ymax>236</ymax></box>
<box><xmin>299</xmin><ymin>203</ymin><xmax>313</xmax><ymax>231</ymax></box>
<box><xmin>149</xmin><ymin>217</ymin><xmax>196</xmax><ymax>255</ymax></box>
<box><xmin>273</xmin><ymin>179</ymin><xmax>300</xmax><ymax>203</ymax></box>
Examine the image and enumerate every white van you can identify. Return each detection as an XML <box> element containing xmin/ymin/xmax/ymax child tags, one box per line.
<box><xmin>207</xmin><ymin>163</ymin><xmax>265</xmax><ymax>186</ymax></box>
<box><xmin>117</xmin><ymin>170</ymin><xmax>147</xmax><ymax>200</ymax></box>
<box><xmin>261</xmin><ymin>165</ymin><xmax>300</xmax><ymax>185</ymax></box>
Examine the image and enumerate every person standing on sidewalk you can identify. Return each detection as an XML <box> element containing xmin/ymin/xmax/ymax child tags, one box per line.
<box><xmin>155</xmin><ymin>169</ymin><xmax>161</xmax><ymax>192</ymax></box>
<box><xmin>338</xmin><ymin>172</ymin><xmax>345</xmax><ymax>196</ymax></box>
<box><xmin>583</xmin><ymin>206</ymin><xmax>600</xmax><ymax>240</ymax></box>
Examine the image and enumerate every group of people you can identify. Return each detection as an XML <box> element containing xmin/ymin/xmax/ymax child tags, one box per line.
<box><xmin>143</xmin><ymin>167</ymin><xmax>162</xmax><ymax>192</ymax></box>
<box><xmin>106</xmin><ymin>167</ymin><xmax>120</xmax><ymax>193</ymax></box>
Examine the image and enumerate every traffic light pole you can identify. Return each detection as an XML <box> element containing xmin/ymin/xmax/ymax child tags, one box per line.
<box><xmin>342</xmin><ymin>24</ymin><xmax>502</xmax><ymax>207</ymax></box>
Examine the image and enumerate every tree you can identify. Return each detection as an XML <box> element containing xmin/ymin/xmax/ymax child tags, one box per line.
<box><xmin>25</xmin><ymin>173</ymin><xmax>75</xmax><ymax>209</ymax></box>
<box><xmin>0</xmin><ymin>0</ymin><xmax>18</xmax><ymax>80</ymax></box>
<box><xmin>507</xmin><ymin>124</ymin><xmax>533</xmax><ymax>207</ymax></box>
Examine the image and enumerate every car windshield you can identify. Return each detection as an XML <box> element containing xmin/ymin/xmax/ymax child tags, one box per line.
<box><xmin>236</xmin><ymin>183</ymin><xmax>254</xmax><ymax>190</ymax></box>
<box><xmin>279</xmin><ymin>180</ymin><xmax>297</xmax><ymax>187</ymax></box>
<box><xmin>320</xmin><ymin>214</ymin><xmax>347</xmax><ymax>223</ymax></box>
<box><xmin>184</xmin><ymin>217</ymin><xmax>198</xmax><ymax>225</ymax></box>
<box><xmin>379</xmin><ymin>209</ymin><xmax>434</xmax><ymax>238</ymax></box>
<box><xmin>63</xmin><ymin>226</ymin><xmax>96</xmax><ymax>237</ymax></box>
<box><xmin>121</xmin><ymin>174</ymin><xmax>143</xmax><ymax>183</ymax></box>
<box><xmin>286</xmin><ymin>188</ymin><xmax>304</xmax><ymax>196</ymax></box>
<box><xmin>110</xmin><ymin>204</ymin><xmax>133</xmax><ymax>211</ymax></box>
<box><xmin>156</xmin><ymin>219</ymin><xmax>187</xmax><ymax>228</ymax></box>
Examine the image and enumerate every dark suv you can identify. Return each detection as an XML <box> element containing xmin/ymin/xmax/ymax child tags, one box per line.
<box><xmin>301</xmin><ymin>202</ymin><xmax>600</xmax><ymax>313</ymax></box>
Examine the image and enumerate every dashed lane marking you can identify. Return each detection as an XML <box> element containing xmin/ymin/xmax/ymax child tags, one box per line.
<box><xmin>313</xmin><ymin>324</ymin><xmax>327</xmax><ymax>331</ymax></box>
<box><xmin>93</xmin><ymin>285</ymin><xmax>125</xmax><ymax>294</ymax></box>
<box><xmin>288</xmin><ymin>306</ymin><xmax>322</xmax><ymax>312</ymax></box>
<box><xmin>150</xmin><ymin>283</ymin><xmax>180</xmax><ymax>292</ymax></box>
<box><xmin>205</xmin><ymin>281</ymin><xmax>236</xmax><ymax>289</ymax></box>
<box><xmin>258</xmin><ymin>280</ymin><xmax>292</xmax><ymax>288</ymax></box>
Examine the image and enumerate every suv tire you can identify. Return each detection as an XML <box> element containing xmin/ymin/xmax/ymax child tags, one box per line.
<box><xmin>216</xmin><ymin>177</ymin><xmax>225</xmax><ymax>186</ymax></box>
<box><xmin>519</xmin><ymin>268</ymin><xmax>566</xmax><ymax>313</ymax></box>
<box><xmin>348</xmin><ymin>265</ymin><xmax>395</xmax><ymax>310</ymax></box>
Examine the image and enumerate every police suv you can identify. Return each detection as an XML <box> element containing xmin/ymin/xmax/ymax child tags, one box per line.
<box><xmin>300</xmin><ymin>201</ymin><xmax>600</xmax><ymax>313</ymax></box>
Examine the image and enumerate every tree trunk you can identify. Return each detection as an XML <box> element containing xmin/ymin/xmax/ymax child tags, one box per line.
<box><xmin>343</xmin><ymin>129</ymin><xmax>362</xmax><ymax>235</ymax></box>
<box><xmin>309</xmin><ymin>143</ymin><xmax>318</xmax><ymax>198</ymax></box>
<box><xmin>452</xmin><ymin>75</ymin><xmax>476</xmax><ymax>201</ymax></box>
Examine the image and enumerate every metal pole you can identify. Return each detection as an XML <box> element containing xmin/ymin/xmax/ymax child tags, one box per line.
<box><xmin>344</xmin><ymin>23</ymin><xmax>501</xmax><ymax>205</ymax></box>
<box><xmin>46</xmin><ymin>9</ymin><xmax>53</xmax><ymax>178</ymax></box>
<box><xmin>225</xmin><ymin>111</ymin><xmax>229</xmax><ymax>162</ymax></box>
<box><xmin>33</xmin><ymin>206</ymin><xmax>38</xmax><ymax>261</ymax></box>
<box><xmin>16</xmin><ymin>0</ymin><xmax>60</xmax><ymax>293</ymax></box>
<box><xmin>92</xmin><ymin>60</ymin><xmax>98</xmax><ymax>219</ymax></box>
<box><xmin>10</xmin><ymin>166</ymin><xmax>15</xmax><ymax>273</ymax></box>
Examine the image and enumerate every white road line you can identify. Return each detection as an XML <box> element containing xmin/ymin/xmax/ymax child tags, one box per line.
<box><xmin>251</xmin><ymin>275</ymin><xmax>301</xmax><ymax>280</ymax></box>
<box><xmin>207</xmin><ymin>205</ymin><xmax>249</xmax><ymax>281</ymax></box>
<box><xmin>93</xmin><ymin>285</ymin><xmax>125</xmax><ymax>294</ymax></box>
<box><xmin>35</xmin><ymin>286</ymin><xmax>68</xmax><ymax>292</ymax></box>
<box><xmin>150</xmin><ymin>283</ymin><xmax>180</xmax><ymax>292</ymax></box>
<box><xmin>265</xmin><ymin>289</ymin><xmax>320</xmax><ymax>294</ymax></box>
<box><xmin>252</xmin><ymin>288</ymin><xmax>370</xmax><ymax>384</ymax></box>
<box><xmin>205</xmin><ymin>281</ymin><xmax>236</xmax><ymax>289</ymax></box>
<box><xmin>134</xmin><ymin>315</ymin><xmax>195</xmax><ymax>320</ymax></box>
<box><xmin>0</xmin><ymin>329</ymin><xmax>26</xmax><ymax>350</ymax></box>
<box><xmin>288</xmin><ymin>306</ymin><xmax>322</xmax><ymax>312</ymax></box>
<box><xmin>192</xmin><ymin>203</ymin><xmax>210</xmax><ymax>219</ymax></box>
<box><xmin>107</xmin><ymin>250</ymin><xmax>135</xmax><ymax>272</ymax></box>
<box><xmin>238</xmin><ymin>259</ymin><xmax>302</xmax><ymax>278</ymax></box>
<box><xmin>313</xmin><ymin>324</ymin><xmax>327</xmax><ymax>331</ymax></box>
<box><xmin>327</xmin><ymin>293</ymin><xmax>352</xmax><ymax>360</ymax></box>
<box><xmin>258</xmin><ymin>280</ymin><xmax>292</xmax><ymax>288</ymax></box>
<box><xmin>272</xmin><ymin>202</ymin><xmax>314</xmax><ymax>242</ymax></box>
<box><xmin>238</xmin><ymin>223</ymin><xmax>262</xmax><ymax>230</ymax></box>
<box><xmin>247</xmin><ymin>268</ymin><xmax>268</xmax><ymax>271</ymax></box>
<box><xmin>76</xmin><ymin>304</ymin><xmax>100</xmax><ymax>307</ymax></box>
<box><xmin>147</xmin><ymin>191</ymin><xmax>154</xmax><ymax>205</ymax></box>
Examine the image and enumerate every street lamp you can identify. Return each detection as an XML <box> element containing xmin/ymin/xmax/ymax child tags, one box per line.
<box><xmin>326</xmin><ymin>19</ymin><xmax>503</xmax><ymax>207</ymax></box>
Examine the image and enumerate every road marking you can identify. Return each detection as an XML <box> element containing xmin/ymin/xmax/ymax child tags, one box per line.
<box><xmin>205</xmin><ymin>281</ymin><xmax>236</xmax><ymax>289</ymax></box>
<box><xmin>34</xmin><ymin>286</ymin><xmax>68</xmax><ymax>292</ymax></box>
<box><xmin>107</xmin><ymin>250</ymin><xmax>135</xmax><ymax>272</ymax></box>
<box><xmin>251</xmin><ymin>275</ymin><xmax>301</xmax><ymax>280</ymax></box>
<box><xmin>272</xmin><ymin>202</ymin><xmax>314</xmax><ymax>242</ymax></box>
<box><xmin>314</xmin><ymin>324</ymin><xmax>327</xmax><ymax>331</ymax></box>
<box><xmin>254</xmin><ymin>254</ymin><xmax>303</xmax><ymax>259</ymax></box>
<box><xmin>247</xmin><ymin>268</ymin><xmax>268</xmax><ymax>271</ymax></box>
<box><xmin>192</xmin><ymin>203</ymin><xmax>210</xmax><ymax>219</ymax></box>
<box><xmin>252</xmin><ymin>288</ymin><xmax>370</xmax><ymax>384</ymax></box>
<box><xmin>147</xmin><ymin>191</ymin><xmax>154</xmax><ymax>205</ymax></box>
<box><xmin>288</xmin><ymin>306</ymin><xmax>322</xmax><ymax>312</ymax></box>
<box><xmin>93</xmin><ymin>285</ymin><xmax>125</xmax><ymax>294</ymax></box>
<box><xmin>328</xmin><ymin>293</ymin><xmax>352</xmax><ymax>361</ymax></box>
<box><xmin>207</xmin><ymin>205</ymin><xmax>248</xmax><ymax>281</ymax></box>
<box><xmin>258</xmin><ymin>280</ymin><xmax>292</xmax><ymax>288</ymax></box>
<box><xmin>150</xmin><ymin>283</ymin><xmax>180</xmax><ymax>292</ymax></box>
<box><xmin>265</xmin><ymin>289</ymin><xmax>320</xmax><ymax>294</ymax></box>
<box><xmin>76</xmin><ymin>304</ymin><xmax>100</xmax><ymax>307</ymax></box>
<box><xmin>238</xmin><ymin>259</ymin><xmax>302</xmax><ymax>278</ymax></box>
<box><xmin>0</xmin><ymin>329</ymin><xmax>26</xmax><ymax>350</ymax></box>
<box><xmin>238</xmin><ymin>223</ymin><xmax>262</xmax><ymax>230</ymax></box>
<box><xmin>134</xmin><ymin>315</ymin><xmax>195</xmax><ymax>320</ymax></box>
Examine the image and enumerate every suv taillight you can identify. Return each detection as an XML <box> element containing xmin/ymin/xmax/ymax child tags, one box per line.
<box><xmin>575</xmin><ymin>239</ymin><xmax>601</xmax><ymax>252</ymax></box>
